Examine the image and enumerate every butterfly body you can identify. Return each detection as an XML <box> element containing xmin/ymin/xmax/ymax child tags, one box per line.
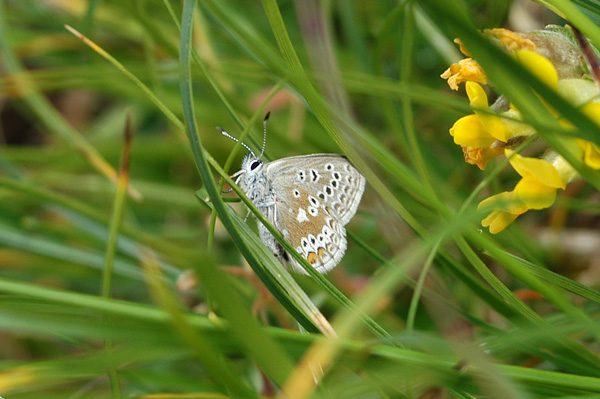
<box><xmin>234</xmin><ymin>153</ymin><xmax>365</xmax><ymax>274</ymax></box>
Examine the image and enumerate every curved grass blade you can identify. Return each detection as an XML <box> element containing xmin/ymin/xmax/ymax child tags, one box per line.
<box><xmin>179</xmin><ymin>0</ymin><xmax>328</xmax><ymax>337</ymax></box>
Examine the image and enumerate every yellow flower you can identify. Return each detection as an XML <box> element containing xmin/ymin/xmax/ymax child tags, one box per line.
<box><xmin>449</xmin><ymin>114</ymin><xmax>495</xmax><ymax>148</ymax></box>
<box><xmin>448</xmin><ymin>82</ymin><xmax>513</xmax><ymax>169</ymax></box>
<box><xmin>452</xmin><ymin>29</ymin><xmax>535</xmax><ymax>58</ymax></box>
<box><xmin>462</xmin><ymin>146</ymin><xmax>504</xmax><ymax>170</ymax></box>
<box><xmin>445</xmin><ymin>27</ymin><xmax>600</xmax><ymax>233</ymax></box>
<box><xmin>517</xmin><ymin>56</ymin><xmax>600</xmax><ymax>171</ymax></box>
<box><xmin>447</xmin><ymin>51</ymin><xmax>561</xmax><ymax>171</ymax></box>
<box><xmin>478</xmin><ymin>150</ymin><xmax>566</xmax><ymax>233</ymax></box>
<box><xmin>579</xmin><ymin>140</ymin><xmax>600</xmax><ymax>169</ymax></box>
<box><xmin>555</xmin><ymin>100</ymin><xmax>600</xmax><ymax>171</ymax></box>
<box><xmin>577</xmin><ymin>102</ymin><xmax>600</xmax><ymax>170</ymax></box>
<box><xmin>479</xmin><ymin>191</ymin><xmax>527</xmax><ymax>234</ymax></box>
<box><xmin>485</xmin><ymin>28</ymin><xmax>536</xmax><ymax>53</ymax></box>
<box><xmin>512</xmin><ymin>50</ymin><xmax>558</xmax><ymax>89</ymax></box>
<box><xmin>466</xmin><ymin>82</ymin><xmax>511</xmax><ymax>142</ymax></box>
<box><xmin>443</xmin><ymin>29</ymin><xmax>537</xmax><ymax>90</ymax></box>
<box><xmin>441</xmin><ymin>58</ymin><xmax>487</xmax><ymax>91</ymax></box>
<box><xmin>508</xmin><ymin>150</ymin><xmax>566</xmax><ymax>191</ymax></box>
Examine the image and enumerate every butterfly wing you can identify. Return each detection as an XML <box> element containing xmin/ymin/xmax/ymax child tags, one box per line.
<box><xmin>261</xmin><ymin>154</ymin><xmax>365</xmax><ymax>274</ymax></box>
<box><xmin>266</xmin><ymin>154</ymin><xmax>365</xmax><ymax>224</ymax></box>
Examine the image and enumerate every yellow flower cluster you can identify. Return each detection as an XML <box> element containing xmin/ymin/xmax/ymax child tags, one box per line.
<box><xmin>442</xmin><ymin>28</ymin><xmax>600</xmax><ymax>233</ymax></box>
<box><xmin>479</xmin><ymin>150</ymin><xmax>566</xmax><ymax>233</ymax></box>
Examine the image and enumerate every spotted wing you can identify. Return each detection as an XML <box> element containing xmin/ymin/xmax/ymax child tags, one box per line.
<box><xmin>265</xmin><ymin>154</ymin><xmax>365</xmax><ymax>225</ymax></box>
<box><xmin>261</xmin><ymin>154</ymin><xmax>365</xmax><ymax>274</ymax></box>
<box><xmin>255</xmin><ymin>195</ymin><xmax>346</xmax><ymax>274</ymax></box>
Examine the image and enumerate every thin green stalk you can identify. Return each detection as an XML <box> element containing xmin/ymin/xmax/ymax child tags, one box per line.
<box><xmin>406</xmin><ymin>237</ymin><xmax>443</xmax><ymax>333</ymax></box>
<box><xmin>401</xmin><ymin>3</ymin><xmax>435</xmax><ymax>194</ymax></box>
<box><xmin>107</xmin><ymin>366</ymin><xmax>121</xmax><ymax>399</ymax></box>
<box><xmin>180</xmin><ymin>2</ymin><xmax>298</xmax><ymax>394</ymax></box>
<box><xmin>160</xmin><ymin>0</ymin><xmax>181</xmax><ymax>30</ymax></box>
<box><xmin>349</xmin><ymin>230</ymin><xmax>516</xmax><ymax>327</ymax></box>
<box><xmin>101</xmin><ymin>117</ymin><xmax>132</xmax><ymax>399</ymax></box>
<box><xmin>373</xmin><ymin>3</ymin><xmax>409</xmax><ymax>155</ymax></box>
<box><xmin>414</xmin><ymin>5</ymin><xmax>462</xmax><ymax>64</ymax></box>
<box><xmin>101</xmin><ymin>117</ymin><xmax>132</xmax><ymax>298</ymax></box>
<box><xmin>83</xmin><ymin>0</ymin><xmax>102</xmax><ymax>34</ymax></box>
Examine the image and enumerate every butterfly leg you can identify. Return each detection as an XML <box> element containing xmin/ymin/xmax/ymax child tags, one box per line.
<box><xmin>244</xmin><ymin>201</ymin><xmax>276</xmax><ymax>222</ymax></box>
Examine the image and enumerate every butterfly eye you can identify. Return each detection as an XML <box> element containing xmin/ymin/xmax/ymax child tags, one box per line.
<box><xmin>250</xmin><ymin>160</ymin><xmax>262</xmax><ymax>170</ymax></box>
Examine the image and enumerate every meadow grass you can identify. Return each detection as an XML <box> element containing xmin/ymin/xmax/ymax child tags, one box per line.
<box><xmin>1</xmin><ymin>0</ymin><xmax>600</xmax><ymax>398</ymax></box>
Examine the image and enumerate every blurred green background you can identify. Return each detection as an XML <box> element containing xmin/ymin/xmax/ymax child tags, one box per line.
<box><xmin>1</xmin><ymin>0</ymin><xmax>600</xmax><ymax>398</ymax></box>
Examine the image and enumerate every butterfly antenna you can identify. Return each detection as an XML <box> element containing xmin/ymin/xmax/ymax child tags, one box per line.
<box><xmin>216</xmin><ymin>127</ymin><xmax>257</xmax><ymax>158</ymax></box>
<box><xmin>259</xmin><ymin>111</ymin><xmax>270</xmax><ymax>159</ymax></box>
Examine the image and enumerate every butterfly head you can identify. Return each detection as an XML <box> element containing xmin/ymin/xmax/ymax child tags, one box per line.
<box><xmin>241</xmin><ymin>154</ymin><xmax>264</xmax><ymax>174</ymax></box>
<box><xmin>236</xmin><ymin>153</ymin><xmax>265</xmax><ymax>187</ymax></box>
<box><xmin>218</xmin><ymin>112</ymin><xmax>271</xmax><ymax>186</ymax></box>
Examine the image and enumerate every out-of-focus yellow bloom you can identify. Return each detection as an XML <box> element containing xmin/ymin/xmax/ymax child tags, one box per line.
<box><xmin>452</xmin><ymin>29</ymin><xmax>536</xmax><ymax>58</ymax></box>
<box><xmin>443</xmin><ymin>29</ymin><xmax>537</xmax><ymax>91</ymax></box>
<box><xmin>478</xmin><ymin>150</ymin><xmax>567</xmax><ymax>233</ymax></box>
<box><xmin>513</xmin><ymin>50</ymin><xmax>558</xmax><ymax>89</ymax></box>
<box><xmin>577</xmin><ymin>102</ymin><xmax>600</xmax><ymax>170</ymax></box>
<box><xmin>579</xmin><ymin>140</ymin><xmax>600</xmax><ymax>169</ymax></box>
<box><xmin>486</xmin><ymin>28</ymin><xmax>536</xmax><ymax>52</ymax></box>
<box><xmin>561</xmin><ymin>101</ymin><xmax>600</xmax><ymax>170</ymax></box>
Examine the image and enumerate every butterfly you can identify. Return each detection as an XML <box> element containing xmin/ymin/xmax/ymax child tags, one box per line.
<box><xmin>219</xmin><ymin>114</ymin><xmax>365</xmax><ymax>274</ymax></box>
